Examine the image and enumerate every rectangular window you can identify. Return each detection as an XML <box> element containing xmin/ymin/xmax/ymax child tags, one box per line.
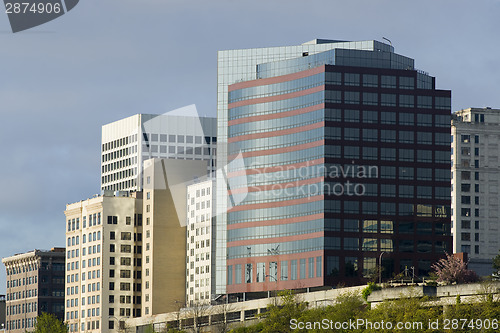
<box><xmin>299</xmin><ymin>259</ymin><xmax>306</xmax><ymax>279</ymax></box>
<box><xmin>380</xmin><ymin>166</ymin><xmax>396</xmax><ymax>179</ymax></box>
<box><xmin>381</xmin><ymin>94</ymin><xmax>396</xmax><ymax>107</ymax></box>
<box><xmin>362</xmin><ymin>220</ymin><xmax>377</xmax><ymax>233</ymax></box>
<box><xmin>344</xmin><ymin>238</ymin><xmax>359</xmax><ymax>250</ymax></box>
<box><xmin>362</xmin><ymin>92</ymin><xmax>378</xmax><ymax>105</ymax></box>
<box><xmin>280</xmin><ymin>261</ymin><xmax>288</xmax><ymax>281</ymax></box>
<box><xmin>362</xmin><ymin>128</ymin><xmax>378</xmax><ymax>142</ymax></box>
<box><xmin>121</xmin><ymin>232</ymin><xmax>131</xmax><ymax>241</ymax></box>
<box><xmin>399</xmin><ymin>113</ymin><xmax>414</xmax><ymax>125</ymax></box>
<box><xmin>381</xmin><ymin>75</ymin><xmax>396</xmax><ymax>88</ymax></box>
<box><xmin>344</xmin><ymin>109</ymin><xmax>359</xmax><ymax>122</ymax></box>
<box><xmin>326</xmin><ymin>256</ymin><xmax>339</xmax><ymax>277</ymax></box>
<box><xmin>345</xmin><ymin>257</ymin><xmax>358</xmax><ymax>277</ymax></box>
<box><xmin>363</xmin><ymin>74</ymin><xmax>378</xmax><ymax>87</ymax></box>
<box><xmin>308</xmin><ymin>258</ymin><xmax>314</xmax><ymax>278</ymax></box>
<box><xmin>344</xmin><ymin>73</ymin><xmax>360</xmax><ymax>86</ymax></box>
<box><xmin>344</xmin><ymin>128</ymin><xmax>360</xmax><ymax>141</ymax></box>
<box><xmin>362</xmin><ymin>238</ymin><xmax>377</xmax><ymax>251</ymax></box>
<box><xmin>381</xmin><ymin>130</ymin><xmax>396</xmax><ymax>143</ymax></box>
<box><xmin>362</xmin><ymin>147</ymin><xmax>378</xmax><ymax>160</ymax></box>
<box><xmin>399</xmin><ymin>94</ymin><xmax>414</xmax><ymax>107</ymax></box>
<box><xmin>256</xmin><ymin>263</ymin><xmax>265</xmax><ymax>283</ymax></box>
<box><xmin>269</xmin><ymin>262</ymin><xmax>277</xmax><ymax>282</ymax></box>
<box><xmin>417</xmin><ymin>96</ymin><xmax>432</xmax><ymax>109</ymax></box>
<box><xmin>362</xmin><ymin>110</ymin><xmax>378</xmax><ymax>123</ymax></box>
<box><xmin>245</xmin><ymin>264</ymin><xmax>253</xmax><ymax>283</ymax></box>
<box><xmin>381</xmin><ymin>111</ymin><xmax>396</xmax><ymax>124</ymax></box>
<box><xmin>235</xmin><ymin>264</ymin><xmax>242</xmax><ymax>284</ymax></box>
<box><xmin>291</xmin><ymin>260</ymin><xmax>298</xmax><ymax>280</ymax></box>
<box><xmin>227</xmin><ymin>265</ymin><xmax>233</xmax><ymax>285</ymax></box>
<box><xmin>417</xmin><ymin>132</ymin><xmax>432</xmax><ymax>145</ymax></box>
<box><xmin>316</xmin><ymin>256</ymin><xmax>322</xmax><ymax>277</ymax></box>
<box><xmin>344</xmin><ymin>91</ymin><xmax>360</xmax><ymax>104</ymax></box>
<box><xmin>380</xmin><ymin>148</ymin><xmax>396</xmax><ymax>160</ymax></box>
<box><xmin>399</xmin><ymin>149</ymin><xmax>414</xmax><ymax>162</ymax></box>
<box><xmin>399</xmin><ymin>131</ymin><xmax>414</xmax><ymax>144</ymax></box>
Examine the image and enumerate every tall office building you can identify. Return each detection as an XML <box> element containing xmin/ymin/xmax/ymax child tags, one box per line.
<box><xmin>186</xmin><ymin>179</ymin><xmax>215</xmax><ymax>306</ymax></box>
<box><xmin>64</xmin><ymin>192</ymin><xmax>143</xmax><ymax>333</ymax></box>
<box><xmin>0</xmin><ymin>294</ymin><xmax>5</xmax><ymax>331</ymax></box>
<box><xmin>218</xmin><ymin>39</ymin><xmax>452</xmax><ymax>296</ymax></box>
<box><xmin>141</xmin><ymin>158</ymin><xmax>208</xmax><ymax>315</ymax></box>
<box><xmin>2</xmin><ymin>248</ymin><xmax>65</xmax><ymax>332</ymax></box>
<box><xmin>101</xmin><ymin>114</ymin><xmax>216</xmax><ymax>192</ymax></box>
<box><xmin>452</xmin><ymin>107</ymin><xmax>500</xmax><ymax>276</ymax></box>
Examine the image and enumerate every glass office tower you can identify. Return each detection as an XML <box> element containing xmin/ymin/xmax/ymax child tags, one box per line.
<box><xmin>217</xmin><ymin>40</ymin><xmax>452</xmax><ymax>296</ymax></box>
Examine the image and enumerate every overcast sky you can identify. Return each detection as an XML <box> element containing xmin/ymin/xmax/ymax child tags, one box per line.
<box><xmin>0</xmin><ymin>0</ymin><xmax>499</xmax><ymax>294</ymax></box>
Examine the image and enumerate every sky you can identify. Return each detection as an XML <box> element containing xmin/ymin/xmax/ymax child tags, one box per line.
<box><xmin>0</xmin><ymin>0</ymin><xmax>499</xmax><ymax>294</ymax></box>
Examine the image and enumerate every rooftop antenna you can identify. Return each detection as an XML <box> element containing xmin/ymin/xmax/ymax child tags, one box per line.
<box><xmin>382</xmin><ymin>37</ymin><xmax>392</xmax><ymax>47</ymax></box>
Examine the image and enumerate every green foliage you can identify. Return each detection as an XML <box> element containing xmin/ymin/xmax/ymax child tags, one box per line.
<box><xmin>231</xmin><ymin>286</ymin><xmax>500</xmax><ymax>333</ymax></box>
<box><xmin>493</xmin><ymin>250</ymin><xmax>500</xmax><ymax>276</ymax></box>
<box><xmin>362</xmin><ymin>282</ymin><xmax>382</xmax><ymax>302</ymax></box>
<box><xmin>32</xmin><ymin>313</ymin><xmax>68</xmax><ymax>333</ymax></box>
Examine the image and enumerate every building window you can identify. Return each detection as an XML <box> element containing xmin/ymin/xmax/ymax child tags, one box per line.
<box><xmin>291</xmin><ymin>260</ymin><xmax>298</xmax><ymax>280</ymax></box>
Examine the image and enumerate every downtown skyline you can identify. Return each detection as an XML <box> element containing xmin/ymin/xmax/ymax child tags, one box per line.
<box><xmin>1</xmin><ymin>0</ymin><xmax>500</xmax><ymax>295</ymax></box>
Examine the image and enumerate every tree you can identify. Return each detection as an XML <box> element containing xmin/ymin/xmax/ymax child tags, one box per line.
<box><xmin>185</xmin><ymin>302</ymin><xmax>211</xmax><ymax>333</ymax></box>
<box><xmin>493</xmin><ymin>250</ymin><xmax>500</xmax><ymax>278</ymax></box>
<box><xmin>32</xmin><ymin>313</ymin><xmax>68</xmax><ymax>333</ymax></box>
<box><xmin>431</xmin><ymin>253</ymin><xmax>479</xmax><ymax>284</ymax></box>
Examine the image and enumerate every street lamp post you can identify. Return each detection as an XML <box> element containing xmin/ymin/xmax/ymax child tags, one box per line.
<box><xmin>378</xmin><ymin>252</ymin><xmax>386</xmax><ymax>284</ymax></box>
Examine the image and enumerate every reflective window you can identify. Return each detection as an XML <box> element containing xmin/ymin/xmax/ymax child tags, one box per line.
<box><xmin>381</xmin><ymin>148</ymin><xmax>396</xmax><ymax>160</ymax></box>
<box><xmin>399</xmin><ymin>149</ymin><xmax>414</xmax><ymax>162</ymax></box>
<box><xmin>344</xmin><ymin>201</ymin><xmax>359</xmax><ymax>214</ymax></box>
<box><xmin>399</xmin><ymin>185</ymin><xmax>414</xmax><ymax>198</ymax></box>
<box><xmin>399</xmin><ymin>167</ymin><xmax>414</xmax><ymax>180</ymax></box>
<box><xmin>381</xmin><ymin>130</ymin><xmax>396</xmax><ymax>143</ymax></box>
<box><xmin>381</xmin><ymin>94</ymin><xmax>396</xmax><ymax>107</ymax></box>
<box><xmin>363</xmin><ymin>220</ymin><xmax>377</xmax><ymax>233</ymax></box>
<box><xmin>363</xmin><ymin>92</ymin><xmax>378</xmax><ymax>105</ymax></box>
<box><xmin>344</xmin><ymin>73</ymin><xmax>360</xmax><ymax>86</ymax></box>
<box><xmin>417</xmin><ymin>114</ymin><xmax>432</xmax><ymax>126</ymax></box>
<box><xmin>399</xmin><ymin>95</ymin><xmax>414</xmax><ymax>108</ymax></box>
<box><xmin>399</xmin><ymin>113</ymin><xmax>414</xmax><ymax>125</ymax></box>
<box><xmin>362</xmin><ymin>110</ymin><xmax>378</xmax><ymax>123</ymax></box>
<box><xmin>381</xmin><ymin>111</ymin><xmax>396</xmax><ymax>124</ymax></box>
<box><xmin>344</xmin><ymin>219</ymin><xmax>359</xmax><ymax>232</ymax></box>
<box><xmin>380</xmin><ymin>166</ymin><xmax>396</xmax><ymax>179</ymax></box>
<box><xmin>417</xmin><ymin>96</ymin><xmax>432</xmax><ymax>109</ymax></box>
<box><xmin>326</xmin><ymin>256</ymin><xmax>339</xmax><ymax>277</ymax></box>
<box><xmin>344</xmin><ymin>91</ymin><xmax>360</xmax><ymax>104</ymax></box>
<box><xmin>380</xmin><ymin>202</ymin><xmax>396</xmax><ymax>215</ymax></box>
<box><xmin>399</xmin><ymin>76</ymin><xmax>414</xmax><ymax>90</ymax></box>
<box><xmin>381</xmin><ymin>75</ymin><xmax>396</xmax><ymax>88</ymax></box>
<box><xmin>362</xmin><ymin>238</ymin><xmax>378</xmax><ymax>251</ymax></box>
<box><xmin>363</xmin><ymin>74</ymin><xmax>378</xmax><ymax>87</ymax></box>
<box><xmin>344</xmin><ymin>146</ymin><xmax>359</xmax><ymax>159</ymax></box>
<box><xmin>362</xmin><ymin>147</ymin><xmax>378</xmax><ymax>160</ymax></box>
<box><xmin>345</xmin><ymin>257</ymin><xmax>358</xmax><ymax>277</ymax></box>
<box><xmin>344</xmin><ymin>109</ymin><xmax>360</xmax><ymax>122</ymax></box>
<box><xmin>399</xmin><ymin>203</ymin><xmax>414</xmax><ymax>216</ymax></box>
<box><xmin>363</xmin><ymin>128</ymin><xmax>378</xmax><ymax>142</ymax></box>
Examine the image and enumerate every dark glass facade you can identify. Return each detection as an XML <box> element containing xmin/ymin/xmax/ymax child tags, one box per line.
<box><xmin>225</xmin><ymin>49</ymin><xmax>451</xmax><ymax>294</ymax></box>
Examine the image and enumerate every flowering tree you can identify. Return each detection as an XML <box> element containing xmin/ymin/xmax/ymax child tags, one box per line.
<box><xmin>431</xmin><ymin>253</ymin><xmax>479</xmax><ymax>284</ymax></box>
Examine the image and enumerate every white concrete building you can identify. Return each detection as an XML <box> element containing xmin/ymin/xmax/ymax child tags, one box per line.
<box><xmin>452</xmin><ymin>107</ymin><xmax>500</xmax><ymax>275</ymax></box>
<box><xmin>101</xmin><ymin>114</ymin><xmax>216</xmax><ymax>192</ymax></box>
<box><xmin>186</xmin><ymin>179</ymin><xmax>215</xmax><ymax>306</ymax></box>
<box><xmin>64</xmin><ymin>191</ymin><xmax>143</xmax><ymax>333</ymax></box>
